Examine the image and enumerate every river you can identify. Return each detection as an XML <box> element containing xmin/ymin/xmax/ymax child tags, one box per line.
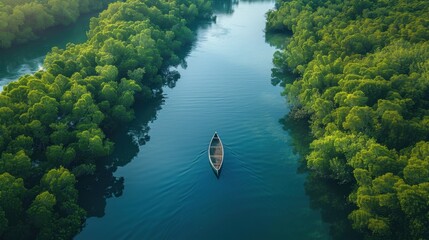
<box><xmin>76</xmin><ymin>1</ymin><xmax>333</xmax><ymax>239</ymax></box>
<box><xmin>0</xmin><ymin>13</ymin><xmax>97</xmax><ymax>91</ymax></box>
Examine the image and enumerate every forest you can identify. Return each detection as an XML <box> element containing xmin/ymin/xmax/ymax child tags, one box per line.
<box><xmin>0</xmin><ymin>0</ymin><xmax>212</xmax><ymax>239</ymax></box>
<box><xmin>267</xmin><ymin>0</ymin><xmax>429</xmax><ymax>239</ymax></box>
<box><xmin>0</xmin><ymin>0</ymin><xmax>116</xmax><ymax>48</ymax></box>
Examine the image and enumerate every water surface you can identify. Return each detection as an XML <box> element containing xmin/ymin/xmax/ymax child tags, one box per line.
<box><xmin>77</xmin><ymin>1</ymin><xmax>331</xmax><ymax>239</ymax></box>
<box><xmin>0</xmin><ymin>13</ymin><xmax>96</xmax><ymax>90</ymax></box>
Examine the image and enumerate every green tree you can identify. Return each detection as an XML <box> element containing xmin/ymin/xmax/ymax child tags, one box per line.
<box><xmin>28</xmin><ymin>96</ymin><xmax>59</xmax><ymax>124</ymax></box>
<box><xmin>45</xmin><ymin>145</ymin><xmax>76</xmax><ymax>168</ymax></box>
<box><xmin>27</xmin><ymin>191</ymin><xmax>56</xmax><ymax>230</ymax></box>
<box><xmin>76</xmin><ymin>128</ymin><xmax>113</xmax><ymax>158</ymax></box>
<box><xmin>7</xmin><ymin>135</ymin><xmax>33</xmax><ymax>156</ymax></box>
<box><xmin>0</xmin><ymin>151</ymin><xmax>31</xmax><ymax>179</ymax></box>
<box><xmin>40</xmin><ymin>167</ymin><xmax>77</xmax><ymax>205</ymax></box>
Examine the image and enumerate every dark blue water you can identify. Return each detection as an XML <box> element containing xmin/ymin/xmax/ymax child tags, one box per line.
<box><xmin>76</xmin><ymin>1</ymin><xmax>330</xmax><ymax>239</ymax></box>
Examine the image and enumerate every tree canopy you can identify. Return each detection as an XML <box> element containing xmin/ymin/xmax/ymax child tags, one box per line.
<box><xmin>267</xmin><ymin>0</ymin><xmax>429</xmax><ymax>238</ymax></box>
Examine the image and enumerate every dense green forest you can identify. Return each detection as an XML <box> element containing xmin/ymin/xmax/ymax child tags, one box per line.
<box><xmin>0</xmin><ymin>0</ymin><xmax>116</xmax><ymax>48</ymax></box>
<box><xmin>0</xmin><ymin>0</ymin><xmax>212</xmax><ymax>238</ymax></box>
<box><xmin>267</xmin><ymin>0</ymin><xmax>429</xmax><ymax>239</ymax></box>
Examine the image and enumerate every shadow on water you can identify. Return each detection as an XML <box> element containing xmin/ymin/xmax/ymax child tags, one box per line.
<box><xmin>280</xmin><ymin>115</ymin><xmax>362</xmax><ymax>240</ymax></box>
<box><xmin>77</xmin><ymin>96</ymin><xmax>163</xmax><ymax>217</ymax></box>
<box><xmin>77</xmin><ymin>57</ymin><xmax>201</xmax><ymax>217</ymax></box>
<box><xmin>264</xmin><ymin>32</ymin><xmax>300</xmax><ymax>88</ymax></box>
<box><xmin>212</xmin><ymin>0</ymin><xmax>274</xmax><ymax>15</ymax></box>
<box><xmin>213</xmin><ymin>0</ymin><xmax>238</xmax><ymax>14</ymax></box>
<box><xmin>265</xmin><ymin>31</ymin><xmax>291</xmax><ymax>49</ymax></box>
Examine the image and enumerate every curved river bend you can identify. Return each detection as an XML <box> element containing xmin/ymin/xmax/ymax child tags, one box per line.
<box><xmin>77</xmin><ymin>1</ymin><xmax>331</xmax><ymax>239</ymax></box>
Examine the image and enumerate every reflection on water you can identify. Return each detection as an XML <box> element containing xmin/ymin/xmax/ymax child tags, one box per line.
<box><xmin>77</xmin><ymin>97</ymin><xmax>163</xmax><ymax>217</ymax></box>
<box><xmin>265</xmin><ymin>31</ymin><xmax>291</xmax><ymax>50</ymax></box>
<box><xmin>213</xmin><ymin>0</ymin><xmax>238</xmax><ymax>14</ymax></box>
<box><xmin>305</xmin><ymin>175</ymin><xmax>363</xmax><ymax>240</ymax></box>
<box><xmin>0</xmin><ymin>12</ymin><xmax>97</xmax><ymax>89</ymax></box>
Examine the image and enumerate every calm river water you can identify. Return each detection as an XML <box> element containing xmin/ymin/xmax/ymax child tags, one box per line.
<box><xmin>76</xmin><ymin>1</ymin><xmax>332</xmax><ymax>239</ymax></box>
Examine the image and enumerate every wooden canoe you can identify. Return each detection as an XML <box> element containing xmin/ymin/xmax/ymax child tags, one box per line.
<box><xmin>208</xmin><ymin>132</ymin><xmax>224</xmax><ymax>176</ymax></box>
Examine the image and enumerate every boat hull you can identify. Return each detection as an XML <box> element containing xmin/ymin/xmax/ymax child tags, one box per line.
<box><xmin>208</xmin><ymin>132</ymin><xmax>224</xmax><ymax>176</ymax></box>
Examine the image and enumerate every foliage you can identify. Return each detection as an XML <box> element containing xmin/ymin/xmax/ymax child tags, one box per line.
<box><xmin>0</xmin><ymin>0</ymin><xmax>212</xmax><ymax>239</ymax></box>
<box><xmin>267</xmin><ymin>0</ymin><xmax>429</xmax><ymax>239</ymax></box>
<box><xmin>0</xmin><ymin>0</ymin><xmax>115</xmax><ymax>48</ymax></box>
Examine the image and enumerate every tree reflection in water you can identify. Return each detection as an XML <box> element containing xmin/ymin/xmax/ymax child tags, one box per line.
<box><xmin>280</xmin><ymin>114</ymin><xmax>363</xmax><ymax>240</ymax></box>
<box><xmin>77</xmin><ymin>96</ymin><xmax>161</xmax><ymax>217</ymax></box>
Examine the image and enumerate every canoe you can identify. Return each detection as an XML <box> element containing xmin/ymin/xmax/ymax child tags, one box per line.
<box><xmin>208</xmin><ymin>132</ymin><xmax>224</xmax><ymax>176</ymax></box>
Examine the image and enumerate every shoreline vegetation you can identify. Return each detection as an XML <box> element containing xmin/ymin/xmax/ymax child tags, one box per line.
<box><xmin>0</xmin><ymin>0</ymin><xmax>116</xmax><ymax>49</ymax></box>
<box><xmin>0</xmin><ymin>0</ymin><xmax>212</xmax><ymax>239</ymax></box>
<box><xmin>266</xmin><ymin>0</ymin><xmax>429</xmax><ymax>239</ymax></box>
